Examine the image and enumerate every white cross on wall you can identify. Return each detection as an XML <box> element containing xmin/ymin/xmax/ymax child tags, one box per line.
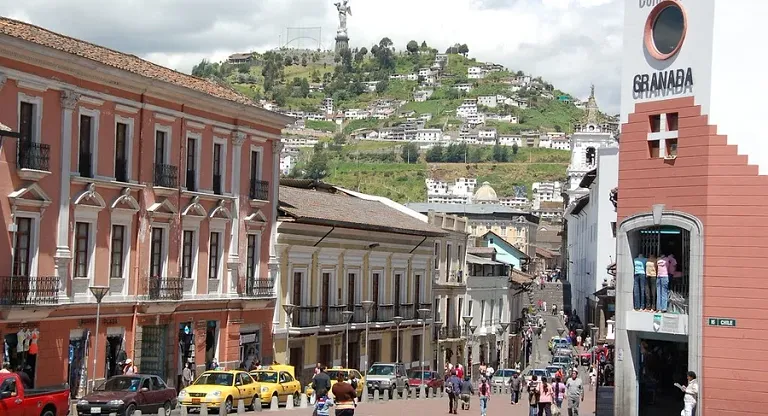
<box><xmin>648</xmin><ymin>113</ymin><xmax>679</xmax><ymax>159</ymax></box>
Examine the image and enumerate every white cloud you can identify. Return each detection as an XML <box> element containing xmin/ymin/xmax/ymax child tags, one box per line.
<box><xmin>0</xmin><ymin>0</ymin><xmax>623</xmax><ymax>111</ymax></box>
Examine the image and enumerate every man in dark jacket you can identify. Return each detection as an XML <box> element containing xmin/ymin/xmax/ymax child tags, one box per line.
<box><xmin>446</xmin><ymin>370</ymin><xmax>462</xmax><ymax>414</ymax></box>
<box><xmin>312</xmin><ymin>366</ymin><xmax>332</xmax><ymax>398</ymax></box>
<box><xmin>508</xmin><ymin>372</ymin><xmax>523</xmax><ymax>405</ymax></box>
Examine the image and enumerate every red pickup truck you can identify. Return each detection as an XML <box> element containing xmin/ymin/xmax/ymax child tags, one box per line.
<box><xmin>0</xmin><ymin>372</ymin><xmax>70</xmax><ymax>416</ymax></box>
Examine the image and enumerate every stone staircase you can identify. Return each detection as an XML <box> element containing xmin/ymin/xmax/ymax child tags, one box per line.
<box><xmin>527</xmin><ymin>281</ymin><xmax>572</xmax><ymax>314</ymax></box>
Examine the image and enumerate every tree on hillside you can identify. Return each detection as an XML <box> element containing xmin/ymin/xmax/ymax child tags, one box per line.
<box><xmin>304</xmin><ymin>150</ymin><xmax>329</xmax><ymax>180</ymax></box>
<box><xmin>407</xmin><ymin>40</ymin><xmax>419</xmax><ymax>55</ymax></box>
<box><xmin>379</xmin><ymin>37</ymin><xmax>394</xmax><ymax>50</ymax></box>
<box><xmin>401</xmin><ymin>142</ymin><xmax>420</xmax><ymax>163</ymax></box>
<box><xmin>375</xmin><ymin>80</ymin><xmax>389</xmax><ymax>93</ymax></box>
<box><xmin>458</xmin><ymin>44</ymin><xmax>469</xmax><ymax>56</ymax></box>
<box><xmin>512</xmin><ymin>143</ymin><xmax>519</xmax><ymax>155</ymax></box>
<box><xmin>310</xmin><ymin>69</ymin><xmax>321</xmax><ymax>83</ymax></box>
<box><xmin>341</xmin><ymin>48</ymin><xmax>354</xmax><ymax>72</ymax></box>
<box><xmin>492</xmin><ymin>143</ymin><xmax>510</xmax><ymax>162</ymax></box>
<box><xmin>446</xmin><ymin>43</ymin><xmax>461</xmax><ymax>54</ymax></box>
<box><xmin>516</xmin><ymin>70</ymin><xmax>525</xmax><ymax>76</ymax></box>
<box><xmin>301</xmin><ymin>55</ymin><xmax>308</xmax><ymax>66</ymax></box>
<box><xmin>284</xmin><ymin>55</ymin><xmax>293</xmax><ymax>66</ymax></box>
<box><xmin>354</xmin><ymin>47</ymin><xmax>368</xmax><ymax>64</ymax></box>
<box><xmin>425</xmin><ymin>144</ymin><xmax>444</xmax><ymax>163</ymax></box>
<box><xmin>261</xmin><ymin>51</ymin><xmax>285</xmax><ymax>92</ymax></box>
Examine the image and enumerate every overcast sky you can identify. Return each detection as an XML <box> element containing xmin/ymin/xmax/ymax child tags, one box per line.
<box><xmin>5</xmin><ymin>0</ymin><xmax>624</xmax><ymax>112</ymax></box>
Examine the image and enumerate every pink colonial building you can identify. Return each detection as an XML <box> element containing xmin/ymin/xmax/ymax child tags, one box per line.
<box><xmin>0</xmin><ymin>17</ymin><xmax>291</xmax><ymax>395</ymax></box>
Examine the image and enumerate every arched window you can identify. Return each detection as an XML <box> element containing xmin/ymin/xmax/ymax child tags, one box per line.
<box><xmin>585</xmin><ymin>147</ymin><xmax>596</xmax><ymax>165</ymax></box>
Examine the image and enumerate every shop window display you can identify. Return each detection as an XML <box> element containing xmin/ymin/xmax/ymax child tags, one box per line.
<box><xmin>631</xmin><ymin>227</ymin><xmax>689</xmax><ymax>313</ymax></box>
<box><xmin>3</xmin><ymin>328</ymin><xmax>39</xmax><ymax>388</ymax></box>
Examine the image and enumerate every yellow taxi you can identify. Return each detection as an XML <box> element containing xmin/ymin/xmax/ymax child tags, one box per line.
<box><xmin>178</xmin><ymin>370</ymin><xmax>260</xmax><ymax>412</ymax></box>
<box><xmin>305</xmin><ymin>367</ymin><xmax>365</xmax><ymax>398</ymax></box>
<box><xmin>250</xmin><ymin>364</ymin><xmax>302</xmax><ymax>407</ymax></box>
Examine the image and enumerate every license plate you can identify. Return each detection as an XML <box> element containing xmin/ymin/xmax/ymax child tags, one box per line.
<box><xmin>90</xmin><ymin>408</ymin><xmax>101</xmax><ymax>414</ymax></box>
<box><xmin>192</xmin><ymin>399</ymin><xmax>201</xmax><ymax>404</ymax></box>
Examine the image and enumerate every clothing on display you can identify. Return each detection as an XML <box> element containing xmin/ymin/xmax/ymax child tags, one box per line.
<box><xmin>633</xmin><ymin>254</ymin><xmax>647</xmax><ymax>310</ymax></box>
<box><xmin>645</xmin><ymin>255</ymin><xmax>658</xmax><ymax>311</ymax></box>
<box><xmin>4</xmin><ymin>329</ymin><xmax>38</xmax><ymax>388</ymax></box>
<box><xmin>656</xmin><ymin>255</ymin><xmax>670</xmax><ymax>312</ymax></box>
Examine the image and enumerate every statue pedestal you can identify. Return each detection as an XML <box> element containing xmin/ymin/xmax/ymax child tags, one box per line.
<box><xmin>335</xmin><ymin>33</ymin><xmax>349</xmax><ymax>54</ymax></box>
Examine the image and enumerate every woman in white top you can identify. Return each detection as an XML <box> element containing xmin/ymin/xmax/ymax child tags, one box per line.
<box><xmin>675</xmin><ymin>371</ymin><xmax>698</xmax><ymax>416</ymax></box>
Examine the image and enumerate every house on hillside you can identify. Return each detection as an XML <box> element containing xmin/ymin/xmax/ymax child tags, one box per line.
<box><xmin>228</xmin><ymin>52</ymin><xmax>254</xmax><ymax>64</ymax></box>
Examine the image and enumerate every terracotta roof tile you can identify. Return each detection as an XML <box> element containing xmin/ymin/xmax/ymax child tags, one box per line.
<box><xmin>0</xmin><ymin>18</ymin><xmax>255</xmax><ymax>106</ymax></box>
<box><xmin>279</xmin><ymin>186</ymin><xmax>447</xmax><ymax>237</ymax></box>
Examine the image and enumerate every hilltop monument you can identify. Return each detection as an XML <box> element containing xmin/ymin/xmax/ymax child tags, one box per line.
<box><xmin>334</xmin><ymin>0</ymin><xmax>351</xmax><ymax>53</ymax></box>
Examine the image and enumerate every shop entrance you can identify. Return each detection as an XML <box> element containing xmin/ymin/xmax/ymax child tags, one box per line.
<box><xmin>318</xmin><ymin>343</ymin><xmax>333</xmax><ymax>368</ymax></box>
<box><xmin>205</xmin><ymin>321</ymin><xmax>218</xmax><ymax>370</ymax></box>
<box><xmin>140</xmin><ymin>325</ymin><xmax>167</xmax><ymax>378</ymax></box>
<box><xmin>105</xmin><ymin>333</ymin><xmax>125</xmax><ymax>379</ymax></box>
<box><xmin>638</xmin><ymin>338</ymin><xmax>687</xmax><ymax>416</ymax></box>
<box><xmin>368</xmin><ymin>339</ymin><xmax>381</xmax><ymax>366</ymax></box>
<box><xmin>3</xmin><ymin>328</ymin><xmax>39</xmax><ymax>388</ymax></box>
<box><xmin>239</xmin><ymin>330</ymin><xmax>261</xmax><ymax>370</ymax></box>
<box><xmin>177</xmin><ymin>323</ymin><xmax>195</xmax><ymax>389</ymax></box>
<box><xmin>348</xmin><ymin>340</ymin><xmax>360</xmax><ymax>370</ymax></box>
<box><xmin>68</xmin><ymin>330</ymin><xmax>89</xmax><ymax>398</ymax></box>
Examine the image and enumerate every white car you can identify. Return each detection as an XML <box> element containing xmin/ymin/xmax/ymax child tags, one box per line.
<box><xmin>524</xmin><ymin>369</ymin><xmax>549</xmax><ymax>384</ymax></box>
<box><xmin>491</xmin><ymin>369</ymin><xmax>519</xmax><ymax>387</ymax></box>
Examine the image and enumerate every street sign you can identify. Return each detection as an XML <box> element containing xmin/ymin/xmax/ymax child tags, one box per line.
<box><xmin>707</xmin><ymin>318</ymin><xmax>736</xmax><ymax>327</ymax></box>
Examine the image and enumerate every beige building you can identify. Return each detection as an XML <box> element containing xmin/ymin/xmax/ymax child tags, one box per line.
<box><xmin>274</xmin><ymin>180</ymin><xmax>446</xmax><ymax>383</ymax></box>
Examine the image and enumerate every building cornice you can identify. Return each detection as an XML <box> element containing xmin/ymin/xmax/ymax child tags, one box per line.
<box><xmin>0</xmin><ymin>36</ymin><xmax>293</xmax><ymax>130</ymax></box>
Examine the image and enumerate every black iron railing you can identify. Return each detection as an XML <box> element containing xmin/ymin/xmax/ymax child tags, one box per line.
<box><xmin>419</xmin><ymin>303</ymin><xmax>433</xmax><ymax>312</ymax></box>
<box><xmin>242</xmin><ymin>277</ymin><xmax>275</xmax><ymax>298</ymax></box>
<box><xmin>399</xmin><ymin>303</ymin><xmax>415</xmax><ymax>320</ymax></box>
<box><xmin>293</xmin><ymin>306</ymin><xmax>319</xmax><ymax>327</ymax></box>
<box><xmin>437</xmin><ymin>326</ymin><xmax>462</xmax><ymax>340</ymax></box>
<box><xmin>186</xmin><ymin>169</ymin><xmax>197</xmax><ymax>192</ymax></box>
<box><xmin>147</xmin><ymin>276</ymin><xmax>183</xmax><ymax>300</ymax></box>
<box><xmin>0</xmin><ymin>275</ymin><xmax>59</xmax><ymax>305</ymax></box>
<box><xmin>17</xmin><ymin>140</ymin><xmax>50</xmax><ymax>172</ymax></box>
<box><xmin>115</xmin><ymin>158</ymin><xmax>128</xmax><ymax>182</ymax></box>
<box><xmin>213</xmin><ymin>174</ymin><xmax>223</xmax><ymax>195</ymax></box>
<box><xmin>353</xmin><ymin>304</ymin><xmax>366</xmax><ymax>323</ymax></box>
<box><xmin>323</xmin><ymin>305</ymin><xmax>348</xmax><ymax>325</ymax></box>
<box><xmin>376</xmin><ymin>304</ymin><xmax>394</xmax><ymax>322</ymax></box>
<box><xmin>154</xmin><ymin>163</ymin><xmax>179</xmax><ymax>188</ymax></box>
<box><xmin>249</xmin><ymin>179</ymin><xmax>270</xmax><ymax>201</ymax></box>
<box><xmin>79</xmin><ymin>152</ymin><xmax>93</xmax><ymax>177</ymax></box>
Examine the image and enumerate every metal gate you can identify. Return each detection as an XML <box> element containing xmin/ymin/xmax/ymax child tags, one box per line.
<box><xmin>140</xmin><ymin>325</ymin><xmax>167</xmax><ymax>378</ymax></box>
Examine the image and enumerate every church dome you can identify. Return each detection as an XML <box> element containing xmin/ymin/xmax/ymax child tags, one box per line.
<box><xmin>474</xmin><ymin>181</ymin><xmax>498</xmax><ymax>203</ymax></box>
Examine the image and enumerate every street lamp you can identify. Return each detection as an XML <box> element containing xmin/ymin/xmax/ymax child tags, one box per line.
<box><xmin>361</xmin><ymin>300</ymin><xmax>375</xmax><ymax>374</ymax></box>
<box><xmin>469</xmin><ymin>325</ymin><xmax>477</xmax><ymax>378</ymax></box>
<box><xmin>88</xmin><ymin>286</ymin><xmax>109</xmax><ymax>393</ymax></box>
<box><xmin>500</xmin><ymin>322</ymin><xmax>509</xmax><ymax>370</ymax></box>
<box><xmin>392</xmin><ymin>316</ymin><xmax>403</xmax><ymax>363</ymax></box>
<box><xmin>417</xmin><ymin>308</ymin><xmax>431</xmax><ymax>386</ymax></box>
<box><xmin>282</xmin><ymin>304</ymin><xmax>297</xmax><ymax>366</ymax></box>
<box><xmin>342</xmin><ymin>311</ymin><xmax>354</xmax><ymax>368</ymax></box>
<box><xmin>462</xmin><ymin>316</ymin><xmax>473</xmax><ymax>371</ymax></box>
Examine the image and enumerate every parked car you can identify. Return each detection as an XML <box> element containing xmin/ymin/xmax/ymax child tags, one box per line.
<box><xmin>545</xmin><ymin>366</ymin><xmax>563</xmax><ymax>379</ymax></box>
<box><xmin>523</xmin><ymin>369</ymin><xmax>549</xmax><ymax>384</ymax></box>
<box><xmin>250</xmin><ymin>365</ymin><xmax>302</xmax><ymax>407</ymax></box>
<box><xmin>0</xmin><ymin>372</ymin><xmax>69</xmax><ymax>416</ymax></box>
<box><xmin>178</xmin><ymin>370</ymin><xmax>260</xmax><ymax>413</ymax></box>
<box><xmin>551</xmin><ymin>355</ymin><xmax>573</xmax><ymax>369</ymax></box>
<box><xmin>366</xmin><ymin>363</ymin><xmax>408</xmax><ymax>397</ymax></box>
<box><xmin>77</xmin><ymin>375</ymin><xmax>177</xmax><ymax>416</ymax></box>
<box><xmin>407</xmin><ymin>369</ymin><xmax>443</xmax><ymax>392</ymax></box>
<box><xmin>550</xmin><ymin>338</ymin><xmax>570</xmax><ymax>353</ymax></box>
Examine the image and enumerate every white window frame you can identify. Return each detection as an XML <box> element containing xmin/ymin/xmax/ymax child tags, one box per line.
<box><xmin>148</xmin><ymin>222</ymin><xmax>170</xmax><ymax>278</ymax></box>
<box><xmin>433</xmin><ymin>241</ymin><xmax>440</xmax><ymax>270</ymax></box>
<box><xmin>343</xmin><ymin>269</ymin><xmax>362</xmax><ymax>305</ymax></box>
<box><xmin>17</xmin><ymin>93</ymin><xmax>43</xmax><ymax>143</ymax></box>
<box><xmin>392</xmin><ymin>270</ymin><xmax>407</xmax><ymax>305</ymax></box>
<box><xmin>180</xmin><ymin>227</ymin><xmax>200</xmax><ymax>293</ymax></box>
<box><xmin>154</xmin><ymin>124</ymin><xmax>173</xmax><ymax>165</ymax></box>
<box><xmin>213</xmin><ymin>137</ymin><xmax>228</xmax><ymax>193</ymax></box>
<box><xmin>249</xmin><ymin>146</ymin><xmax>264</xmax><ymax>181</ymax></box>
<box><xmin>12</xmin><ymin>212</ymin><xmax>41</xmax><ymax>278</ymax></box>
<box><xmin>71</xmin><ymin>210</ymin><xmax>98</xmax><ymax>285</ymax></box>
<box><xmin>319</xmin><ymin>268</ymin><xmax>337</xmax><ymax>305</ymax></box>
<box><xmin>114</xmin><ymin>116</ymin><xmax>135</xmax><ymax>182</ymax></box>
<box><xmin>246</xmin><ymin>232</ymin><xmax>261</xmax><ymax>281</ymax></box>
<box><xmin>368</xmin><ymin>269</ymin><xmax>385</xmax><ymax>303</ymax></box>
<box><xmin>289</xmin><ymin>267</ymin><xmax>310</xmax><ymax>305</ymax></box>
<box><xmin>185</xmin><ymin>131</ymin><xmax>202</xmax><ymax>190</ymax></box>
<box><xmin>76</xmin><ymin>107</ymin><xmax>101</xmax><ymax>176</ymax></box>
<box><xmin>208</xmin><ymin>230</ymin><xmax>224</xmax><ymax>281</ymax></box>
<box><xmin>109</xmin><ymin>215</ymin><xmax>133</xmax><ymax>296</ymax></box>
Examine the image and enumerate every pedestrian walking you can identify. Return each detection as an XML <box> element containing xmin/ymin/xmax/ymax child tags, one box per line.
<box><xmin>312</xmin><ymin>366</ymin><xmax>332</xmax><ymax>416</ymax></box>
<box><xmin>509</xmin><ymin>372</ymin><xmax>523</xmax><ymax>405</ymax></box>
<box><xmin>331</xmin><ymin>372</ymin><xmax>357</xmax><ymax>416</ymax></box>
<box><xmin>674</xmin><ymin>371</ymin><xmax>698</xmax><ymax>416</ymax></box>
<box><xmin>537</xmin><ymin>377</ymin><xmax>554</xmax><ymax>416</ymax></box>
<box><xmin>446</xmin><ymin>370</ymin><xmax>462</xmax><ymax>414</ymax></box>
<box><xmin>527</xmin><ymin>375</ymin><xmax>540</xmax><ymax>416</ymax></box>
<box><xmin>565</xmin><ymin>370</ymin><xmax>584</xmax><ymax>416</ymax></box>
<box><xmin>182</xmin><ymin>362</ymin><xmax>193</xmax><ymax>388</ymax></box>
<box><xmin>315</xmin><ymin>395</ymin><xmax>334</xmax><ymax>416</ymax></box>
<box><xmin>543</xmin><ymin>301</ymin><xmax>548</xmax><ymax>314</ymax></box>
<box><xmin>478</xmin><ymin>376</ymin><xmax>491</xmax><ymax>416</ymax></box>
<box><xmin>588</xmin><ymin>367</ymin><xmax>596</xmax><ymax>391</ymax></box>
<box><xmin>460</xmin><ymin>375</ymin><xmax>474</xmax><ymax>410</ymax></box>
<box><xmin>552</xmin><ymin>376</ymin><xmax>565</xmax><ymax>409</ymax></box>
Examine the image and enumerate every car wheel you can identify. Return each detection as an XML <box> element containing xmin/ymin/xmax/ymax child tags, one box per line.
<box><xmin>162</xmin><ymin>401</ymin><xmax>172</xmax><ymax>416</ymax></box>
<box><xmin>41</xmin><ymin>411</ymin><xmax>55</xmax><ymax>416</ymax></box>
<box><xmin>124</xmin><ymin>404</ymin><xmax>136</xmax><ymax>416</ymax></box>
<box><xmin>249</xmin><ymin>394</ymin><xmax>260</xmax><ymax>411</ymax></box>
<box><xmin>293</xmin><ymin>392</ymin><xmax>301</xmax><ymax>407</ymax></box>
<box><xmin>224</xmin><ymin>396</ymin><xmax>233</xmax><ymax>414</ymax></box>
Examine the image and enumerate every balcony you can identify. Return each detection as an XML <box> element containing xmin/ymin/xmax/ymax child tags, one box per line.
<box><xmin>322</xmin><ymin>305</ymin><xmax>348</xmax><ymax>325</ymax></box>
<box><xmin>213</xmin><ymin>174</ymin><xmax>223</xmax><ymax>195</ymax></box>
<box><xmin>397</xmin><ymin>303</ymin><xmax>415</xmax><ymax>320</ymax></box>
<box><xmin>375</xmin><ymin>304</ymin><xmax>394</xmax><ymax>322</ymax></box>
<box><xmin>115</xmin><ymin>158</ymin><xmax>128</xmax><ymax>182</ymax></box>
<box><xmin>437</xmin><ymin>326</ymin><xmax>463</xmax><ymax>340</ymax></box>
<box><xmin>16</xmin><ymin>140</ymin><xmax>51</xmax><ymax>181</ymax></box>
<box><xmin>292</xmin><ymin>306</ymin><xmax>319</xmax><ymax>327</ymax></box>
<box><xmin>146</xmin><ymin>276</ymin><xmax>184</xmax><ymax>301</ymax></box>
<box><xmin>249</xmin><ymin>179</ymin><xmax>270</xmax><ymax>207</ymax></box>
<box><xmin>241</xmin><ymin>277</ymin><xmax>275</xmax><ymax>298</ymax></box>
<box><xmin>419</xmin><ymin>303</ymin><xmax>433</xmax><ymax>312</ymax></box>
<box><xmin>0</xmin><ymin>276</ymin><xmax>59</xmax><ymax>305</ymax></box>
<box><xmin>353</xmin><ymin>304</ymin><xmax>366</xmax><ymax>323</ymax></box>
<box><xmin>153</xmin><ymin>163</ymin><xmax>179</xmax><ymax>193</ymax></box>
<box><xmin>186</xmin><ymin>169</ymin><xmax>197</xmax><ymax>192</ymax></box>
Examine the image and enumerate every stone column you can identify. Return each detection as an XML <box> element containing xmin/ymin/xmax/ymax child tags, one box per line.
<box><xmin>55</xmin><ymin>90</ymin><xmax>80</xmax><ymax>299</ymax></box>
<box><xmin>228</xmin><ymin>132</ymin><xmax>246</xmax><ymax>294</ymax></box>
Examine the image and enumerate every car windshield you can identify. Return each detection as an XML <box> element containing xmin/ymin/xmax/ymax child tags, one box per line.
<box><xmin>97</xmin><ymin>377</ymin><xmax>142</xmax><ymax>392</ymax></box>
<box><xmin>532</xmin><ymin>370</ymin><xmax>547</xmax><ymax>377</ymax></box>
<box><xmin>252</xmin><ymin>372</ymin><xmax>279</xmax><ymax>383</ymax></box>
<box><xmin>326</xmin><ymin>370</ymin><xmax>349</xmax><ymax>381</ymax></box>
<box><xmin>193</xmin><ymin>372</ymin><xmax>234</xmax><ymax>386</ymax></box>
<box><xmin>493</xmin><ymin>370</ymin><xmax>517</xmax><ymax>378</ymax></box>
<box><xmin>408</xmin><ymin>371</ymin><xmax>431</xmax><ymax>379</ymax></box>
<box><xmin>368</xmin><ymin>365</ymin><xmax>394</xmax><ymax>376</ymax></box>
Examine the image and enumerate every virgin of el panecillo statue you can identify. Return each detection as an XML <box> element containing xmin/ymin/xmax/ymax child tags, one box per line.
<box><xmin>334</xmin><ymin>0</ymin><xmax>352</xmax><ymax>34</ymax></box>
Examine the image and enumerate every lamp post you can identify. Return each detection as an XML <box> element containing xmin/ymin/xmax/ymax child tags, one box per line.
<box><xmin>88</xmin><ymin>286</ymin><xmax>109</xmax><ymax>393</ymax></box>
<box><xmin>361</xmin><ymin>300</ymin><xmax>375</xmax><ymax>374</ymax></box>
<box><xmin>496</xmin><ymin>327</ymin><xmax>504</xmax><ymax>370</ymax></box>
<box><xmin>500</xmin><ymin>322</ymin><xmax>509</xmax><ymax>370</ymax></box>
<box><xmin>392</xmin><ymin>316</ymin><xmax>403</xmax><ymax>363</ymax></box>
<box><xmin>282</xmin><ymin>304</ymin><xmax>297</xmax><ymax>366</ymax></box>
<box><xmin>462</xmin><ymin>316</ymin><xmax>473</xmax><ymax>371</ymax></box>
<box><xmin>342</xmin><ymin>311</ymin><xmax>354</xmax><ymax>368</ymax></box>
<box><xmin>417</xmin><ymin>308</ymin><xmax>431</xmax><ymax>386</ymax></box>
<box><xmin>468</xmin><ymin>325</ymin><xmax>477</xmax><ymax>378</ymax></box>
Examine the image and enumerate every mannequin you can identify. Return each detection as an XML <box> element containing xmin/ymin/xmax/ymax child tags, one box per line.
<box><xmin>28</xmin><ymin>329</ymin><xmax>39</xmax><ymax>356</ymax></box>
<box><xmin>633</xmin><ymin>253</ymin><xmax>648</xmax><ymax>310</ymax></box>
<box><xmin>16</xmin><ymin>329</ymin><xmax>25</xmax><ymax>353</ymax></box>
<box><xmin>646</xmin><ymin>255</ymin><xmax>658</xmax><ymax>311</ymax></box>
<box><xmin>656</xmin><ymin>255</ymin><xmax>669</xmax><ymax>312</ymax></box>
<box><xmin>667</xmin><ymin>254</ymin><xmax>680</xmax><ymax>277</ymax></box>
